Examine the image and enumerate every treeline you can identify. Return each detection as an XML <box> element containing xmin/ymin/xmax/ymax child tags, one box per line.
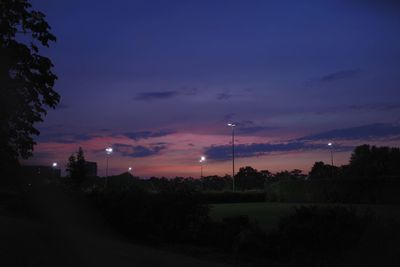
<box><xmin>67</xmin><ymin>144</ymin><xmax>400</xmax><ymax>204</ymax></box>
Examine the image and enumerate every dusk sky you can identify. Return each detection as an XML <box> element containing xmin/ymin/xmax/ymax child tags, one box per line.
<box><xmin>25</xmin><ymin>0</ymin><xmax>400</xmax><ymax>177</ymax></box>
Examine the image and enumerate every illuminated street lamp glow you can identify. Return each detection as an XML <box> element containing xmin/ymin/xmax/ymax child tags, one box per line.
<box><xmin>52</xmin><ymin>162</ymin><xmax>58</xmax><ymax>168</ymax></box>
<box><xmin>328</xmin><ymin>142</ymin><xmax>333</xmax><ymax>146</ymax></box>
<box><xmin>105</xmin><ymin>147</ymin><xmax>113</xmax><ymax>155</ymax></box>
<box><xmin>128</xmin><ymin>167</ymin><xmax>132</xmax><ymax>172</ymax></box>
<box><xmin>199</xmin><ymin>156</ymin><xmax>206</xmax><ymax>178</ymax></box>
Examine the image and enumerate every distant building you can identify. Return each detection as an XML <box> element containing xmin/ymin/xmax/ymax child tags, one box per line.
<box><xmin>85</xmin><ymin>161</ymin><xmax>97</xmax><ymax>177</ymax></box>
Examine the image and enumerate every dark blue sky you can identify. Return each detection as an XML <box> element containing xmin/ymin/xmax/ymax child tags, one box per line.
<box><xmin>28</xmin><ymin>0</ymin><xmax>400</xmax><ymax>176</ymax></box>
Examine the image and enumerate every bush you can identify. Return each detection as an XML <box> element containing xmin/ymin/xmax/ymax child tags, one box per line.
<box><xmin>266</xmin><ymin>205</ymin><xmax>372</xmax><ymax>265</ymax></box>
<box><xmin>88</xmin><ymin>187</ymin><xmax>209</xmax><ymax>242</ymax></box>
<box><xmin>198</xmin><ymin>191</ymin><xmax>265</xmax><ymax>204</ymax></box>
<box><xmin>194</xmin><ymin>215</ymin><xmax>268</xmax><ymax>258</ymax></box>
<box><xmin>265</xmin><ymin>178</ymin><xmax>400</xmax><ymax>204</ymax></box>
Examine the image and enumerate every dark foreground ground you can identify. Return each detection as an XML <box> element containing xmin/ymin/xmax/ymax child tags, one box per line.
<box><xmin>211</xmin><ymin>202</ymin><xmax>400</xmax><ymax>266</ymax></box>
<box><xmin>0</xmin><ymin>186</ymin><xmax>229</xmax><ymax>267</ymax></box>
<box><xmin>2</xmin><ymin>185</ymin><xmax>400</xmax><ymax>267</ymax></box>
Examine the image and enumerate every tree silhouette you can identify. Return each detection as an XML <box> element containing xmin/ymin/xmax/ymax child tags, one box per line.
<box><xmin>66</xmin><ymin>154</ymin><xmax>77</xmax><ymax>178</ymax></box>
<box><xmin>236</xmin><ymin>166</ymin><xmax>265</xmax><ymax>190</ymax></box>
<box><xmin>66</xmin><ymin>147</ymin><xmax>87</xmax><ymax>186</ymax></box>
<box><xmin>0</xmin><ymin>0</ymin><xmax>59</xmax><ymax>173</ymax></box>
<box><xmin>308</xmin><ymin>161</ymin><xmax>338</xmax><ymax>180</ymax></box>
<box><xmin>348</xmin><ymin>144</ymin><xmax>400</xmax><ymax>178</ymax></box>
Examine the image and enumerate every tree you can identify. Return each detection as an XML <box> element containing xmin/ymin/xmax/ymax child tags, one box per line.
<box><xmin>66</xmin><ymin>154</ymin><xmax>77</xmax><ymax>178</ymax></box>
<box><xmin>236</xmin><ymin>166</ymin><xmax>265</xmax><ymax>190</ymax></box>
<box><xmin>309</xmin><ymin>162</ymin><xmax>331</xmax><ymax>180</ymax></box>
<box><xmin>75</xmin><ymin>147</ymin><xmax>86</xmax><ymax>179</ymax></box>
<box><xmin>66</xmin><ymin>147</ymin><xmax>87</xmax><ymax>186</ymax></box>
<box><xmin>274</xmin><ymin>169</ymin><xmax>307</xmax><ymax>181</ymax></box>
<box><xmin>289</xmin><ymin>169</ymin><xmax>307</xmax><ymax>180</ymax></box>
<box><xmin>0</xmin><ymin>0</ymin><xmax>59</xmax><ymax>172</ymax></box>
<box><xmin>200</xmin><ymin>175</ymin><xmax>231</xmax><ymax>191</ymax></box>
<box><xmin>348</xmin><ymin>144</ymin><xmax>400</xmax><ymax>178</ymax></box>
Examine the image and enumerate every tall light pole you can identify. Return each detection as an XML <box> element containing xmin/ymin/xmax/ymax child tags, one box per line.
<box><xmin>52</xmin><ymin>162</ymin><xmax>59</xmax><ymax>179</ymax></box>
<box><xmin>328</xmin><ymin>142</ymin><xmax>334</xmax><ymax>178</ymax></box>
<box><xmin>105</xmin><ymin>147</ymin><xmax>113</xmax><ymax>187</ymax></box>
<box><xmin>199</xmin><ymin>156</ymin><xmax>206</xmax><ymax>178</ymax></box>
<box><xmin>228</xmin><ymin>123</ymin><xmax>236</xmax><ymax>192</ymax></box>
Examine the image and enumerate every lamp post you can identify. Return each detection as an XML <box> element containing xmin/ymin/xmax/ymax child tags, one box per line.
<box><xmin>105</xmin><ymin>147</ymin><xmax>113</xmax><ymax>187</ymax></box>
<box><xmin>228</xmin><ymin>123</ymin><xmax>236</xmax><ymax>192</ymax></box>
<box><xmin>328</xmin><ymin>142</ymin><xmax>334</xmax><ymax>178</ymax></box>
<box><xmin>199</xmin><ymin>156</ymin><xmax>206</xmax><ymax>178</ymax></box>
<box><xmin>51</xmin><ymin>162</ymin><xmax>58</xmax><ymax>179</ymax></box>
<box><xmin>128</xmin><ymin>166</ymin><xmax>132</xmax><ymax>175</ymax></box>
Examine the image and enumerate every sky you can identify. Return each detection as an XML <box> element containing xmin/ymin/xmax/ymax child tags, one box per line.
<box><xmin>25</xmin><ymin>0</ymin><xmax>400</xmax><ymax>177</ymax></box>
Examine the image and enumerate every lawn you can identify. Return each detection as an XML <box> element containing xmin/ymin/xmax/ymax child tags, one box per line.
<box><xmin>210</xmin><ymin>202</ymin><xmax>400</xmax><ymax>233</ymax></box>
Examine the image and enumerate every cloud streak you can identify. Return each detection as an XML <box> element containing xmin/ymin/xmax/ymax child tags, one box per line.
<box><xmin>205</xmin><ymin>141</ymin><xmax>344</xmax><ymax>161</ymax></box>
<box><xmin>216</xmin><ymin>92</ymin><xmax>232</xmax><ymax>100</ymax></box>
<box><xmin>36</xmin><ymin>132</ymin><xmax>93</xmax><ymax>144</ymax></box>
<box><xmin>205</xmin><ymin>123</ymin><xmax>400</xmax><ymax>161</ymax></box>
<box><xmin>300</xmin><ymin>123</ymin><xmax>400</xmax><ymax>141</ymax></box>
<box><xmin>134</xmin><ymin>91</ymin><xmax>180</xmax><ymax>101</ymax></box>
<box><xmin>134</xmin><ymin>88</ymin><xmax>198</xmax><ymax>101</ymax></box>
<box><xmin>320</xmin><ymin>69</ymin><xmax>362</xmax><ymax>83</ymax></box>
<box><xmin>114</xmin><ymin>143</ymin><xmax>167</xmax><ymax>158</ymax></box>
<box><xmin>124</xmin><ymin>130</ymin><xmax>175</xmax><ymax>140</ymax></box>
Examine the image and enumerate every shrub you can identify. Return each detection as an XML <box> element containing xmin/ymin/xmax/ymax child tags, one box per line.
<box><xmin>198</xmin><ymin>191</ymin><xmax>265</xmax><ymax>204</ymax></box>
<box><xmin>266</xmin><ymin>205</ymin><xmax>372</xmax><ymax>265</ymax></box>
<box><xmin>88</xmin><ymin>187</ymin><xmax>209</xmax><ymax>242</ymax></box>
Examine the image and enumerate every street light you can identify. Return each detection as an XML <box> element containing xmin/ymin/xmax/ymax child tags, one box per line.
<box><xmin>328</xmin><ymin>142</ymin><xmax>334</xmax><ymax>178</ymax></box>
<box><xmin>105</xmin><ymin>147</ymin><xmax>113</xmax><ymax>187</ymax></box>
<box><xmin>328</xmin><ymin>142</ymin><xmax>334</xmax><ymax>166</ymax></box>
<box><xmin>199</xmin><ymin>156</ymin><xmax>206</xmax><ymax>178</ymax></box>
<box><xmin>52</xmin><ymin>162</ymin><xmax>58</xmax><ymax>168</ymax></box>
<box><xmin>228</xmin><ymin>123</ymin><xmax>236</xmax><ymax>192</ymax></box>
<box><xmin>128</xmin><ymin>166</ymin><xmax>132</xmax><ymax>175</ymax></box>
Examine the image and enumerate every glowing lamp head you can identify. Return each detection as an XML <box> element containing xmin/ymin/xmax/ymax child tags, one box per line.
<box><xmin>52</xmin><ymin>162</ymin><xmax>58</xmax><ymax>168</ymax></box>
<box><xmin>227</xmin><ymin>123</ymin><xmax>236</xmax><ymax>127</ymax></box>
<box><xmin>200</xmin><ymin>156</ymin><xmax>206</xmax><ymax>163</ymax></box>
<box><xmin>105</xmin><ymin>147</ymin><xmax>113</xmax><ymax>155</ymax></box>
<box><xmin>128</xmin><ymin>167</ymin><xmax>132</xmax><ymax>171</ymax></box>
<box><xmin>328</xmin><ymin>142</ymin><xmax>333</xmax><ymax>147</ymax></box>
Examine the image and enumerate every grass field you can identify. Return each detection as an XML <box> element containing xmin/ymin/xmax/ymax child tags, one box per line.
<box><xmin>210</xmin><ymin>202</ymin><xmax>400</xmax><ymax>233</ymax></box>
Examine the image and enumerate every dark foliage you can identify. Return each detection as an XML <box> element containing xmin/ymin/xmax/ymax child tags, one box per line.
<box><xmin>66</xmin><ymin>147</ymin><xmax>87</xmax><ymax>186</ymax></box>
<box><xmin>200</xmin><ymin>175</ymin><xmax>232</xmax><ymax>191</ymax></box>
<box><xmin>235</xmin><ymin>166</ymin><xmax>266</xmax><ymax>190</ymax></box>
<box><xmin>266</xmin><ymin>205</ymin><xmax>372</xmax><ymax>265</ymax></box>
<box><xmin>147</xmin><ymin>176</ymin><xmax>201</xmax><ymax>192</ymax></box>
<box><xmin>197</xmin><ymin>216</ymin><xmax>248</xmax><ymax>247</ymax></box>
<box><xmin>347</xmin><ymin>144</ymin><xmax>400</xmax><ymax>178</ymax></box>
<box><xmin>308</xmin><ymin>161</ymin><xmax>340</xmax><ymax>180</ymax></box>
<box><xmin>266</xmin><ymin>177</ymin><xmax>400</xmax><ymax>204</ymax></box>
<box><xmin>198</xmin><ymin>191</ymin><xmax>266</xmax><ymax>204</ymax></box>
<box><xmin>266</xmin><ymin>145</ymin><xmax>400</xmax><ymax>204</ymax></box>
<box><xmin>275</xmin><ymin>169</ymin><xmax>307</xmax><ymax>181</ymax></box>
<box><xmin>89</xmin><ymin>187</ymin><xmax>209</xmax><ymax>242</ymax></box>
<box><xmin>0</xmin><ymin>0</ymin><xmax>59</xmax><ymax>174</ymax></box>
